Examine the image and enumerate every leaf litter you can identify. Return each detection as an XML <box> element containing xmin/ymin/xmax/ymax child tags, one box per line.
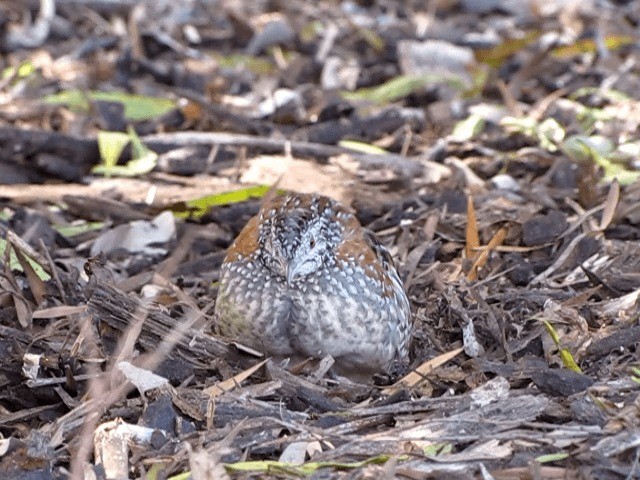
<box><xmin>1</xmin><ymin>1</ymin><xmax>640</xmax><ymax>479</ymax></box>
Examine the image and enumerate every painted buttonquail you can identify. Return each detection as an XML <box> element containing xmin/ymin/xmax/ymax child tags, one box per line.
<box><xmin>214</xmin><ymin>193</ymin><xmax>411</xmax><ymax>377</ymax></box>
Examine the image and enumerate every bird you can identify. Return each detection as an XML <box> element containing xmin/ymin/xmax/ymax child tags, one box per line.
<box><xmin>214</xmin><ymin>192</ymin><xmax>411</xmax><ymax>378</ymax></box>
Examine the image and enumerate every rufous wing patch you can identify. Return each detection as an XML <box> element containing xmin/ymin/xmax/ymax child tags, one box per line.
<box><xmin>335</xmin><ymin>227</ymin><xmax>384</xmax><ymax>277</ymax></box>
<box><xmin>260</xmin><ymin>192</ymin><xmax>343</xmax><ymax>219</ymax></box>
<box><xmin>225</xmin><ymin>215</ymin><xmax>260</xmax><ymax>262</ymax></box>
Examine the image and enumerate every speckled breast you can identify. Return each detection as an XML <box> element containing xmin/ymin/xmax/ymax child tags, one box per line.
<box><xmin>215</xmin><ymin>257</ymin><xmax>410</xmax><ymax>374</ymax></box>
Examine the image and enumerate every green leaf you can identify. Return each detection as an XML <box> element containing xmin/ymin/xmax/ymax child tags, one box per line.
<box><xmin>175</xmin><ymin>442</ymin><xmax>448</xmax><ymax>477</ymax></box>
<box><xmin>536</xmin><ymin>452</ymin><xmax>570</xmax><ymax>463</ymax></box>
<box><xmin>501</xmin><ymin>116</ymin><xmax>564</xmax><ymax>152</ymax></box>
<box><xmin>42</xmin><ymin>90</ymin><xmax>90</xmax><ymax>112</ymax></box>
<box><xmin>300</xmin><ymin>21</ymin><xmax>323</xmax><ymax>43</ymax></box>
<box><xmin>475</xmin><ymin>30</ymin><xmax>541</xmax><ymax>68</ymax></box>
<box><xmin>2</xmin><ymin>61</ymin><xmax>36</xmax><ymax>80</ymax></box>
<box><xmin>225</xmin><ymin>455</ymin><xmax>395</xmax><ymax>475</ymax></box>
<box><xmin>171</xmin><ymin>186</ymin><xmax>274</xmax><ymax>219</ymax></box>
<box><xmin>542</xmin><ymin>320</ymin><xmax>561</xmax><ymax>345</ymax></box>
<box><xmin>154</xmin><ymin>465</ymin><xmax>186</xmax><ymax>480</ymax></box>
<box><xmin>213</xmin><ymin>54</ymin><xmax>276</xmax><ymax>75</ymax></box>
<box><xmin>97</xmin><ymin>131</ymin><xmax>130</xmax><ymax>169</ymax></box>
<box><xmin>570</xmin><ymin>87</ymin><xmax>630</xmax><ymax>103</ymax></box>
<box><xmin>559</xmin><ymin>348</ymin><xmax>582</xmax><ymax>373</ymax></box>
<box><xmin>54</xmin><ymin>221</ymin><xmax>105</xmax><ymax>238</ymax></box>
<box><xmin>339</xmin><ymin>140</ymin><xmax>388</xmax><ymax>155</ymax></box>
<box><xmin>542</xmin><ymin>320</ymin><xmax>581</xmax><ymax>373</ymax></box>
<box><xmin>0</xmin><ymin>238</ymin><xmax>51</xmax><ymax>281</ymax></box>
<box><xmin>465</xmin><ymin>64</ymin><xmax>490</xmax><ymax>98</ymax></box>
<box><xmin>0</xmin><ymin>209</ymin><xmax>13</xmax><ymax>221</ymax></box>
<box><xmin>501</xmin><ymin>116</ymin><xmax>538</xmax><ymax>137</ymax></box>
<box><xmin>341</xmin><ymin>74</ymin><xmax>466</xmax><ymax>105</ymax></box>
<box><xmin>551</xmin><ymin>35</ymin><xmax>634</xmax><ymax>58</ymax></box>
<box><xmin>423</xmin><ymin>442</ymin><xmax>452</xmax><ymax>456</ymax></box>
<box><xmin>0</xmin><ymin>238</ymin><xmax>21</xmax><ymax>272</ymax></box>
<box><xmin>166</xmin><ymin>472</ymin><xmax>190</xmax><ymax>480</ymax></box>
<box><xmin>561</xmin><ymin>135</ymin><xmax>640</xmax><ymax>185</ymax></box>
<box><xmin>44</xmin><ymin>90</ymin><xmax>176</xmax><ymax>121</ymax></box>
<box><xmin>451</xmin><ymin>114</ymin><xmax>485</xmax><ymax>141</ymax></box>
<box><xmin>92</xmin><ymin>127</ymin><xmax>158</xmax><ymax>177</ymax></box>
<box><xmin>537</xmin><ymin>118</ymin><xmax>565</xmax><ymax>151</ymax></box>
<box><xmin>561</xmin><ymin>135</ymin><xmax>595</xmax><ymax>162</ymax></box>
<box><xmin>222</xmin><ymin>442</ymin><xmax>451</xmax><ymax>476</ymax></box>
<box><xmin>357</xmin><ymin>27</ymin><xmax>385</xmax><ymax>52</ymax></box>
<box><xmin>127</xmin><ymin>126</ymin><xmax>155</xmax><ymax>163</ymax></box>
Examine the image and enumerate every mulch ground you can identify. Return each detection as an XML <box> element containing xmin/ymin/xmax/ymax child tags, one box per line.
<box><xmin>1</xmin><ymin>1</ymin><xmax>640</xmax><ymax>479</ymax></box>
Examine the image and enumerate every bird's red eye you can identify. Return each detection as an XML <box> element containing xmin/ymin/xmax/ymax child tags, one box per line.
<box><xmin>309</xmin><ymin>238</ymin><xmax>316</xmax><ymax>248</ymax></box>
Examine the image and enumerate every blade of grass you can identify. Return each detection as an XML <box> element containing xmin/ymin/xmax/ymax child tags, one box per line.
<box><xmin>383</xmin><ymin>347</ymin><xmax>464</xmax><ymax>394</ymax></box>
<box><xmin>171</xmin><ymin>186</ymin><xmax>273</xmax><ymax>219</ymax></box>
<box><xmin>204</xmin><ymin>359</ymin><xmax>269</xmax><ymax>397</ymax></box>
<box><xmin>465</xmin><ymin>196</ymin><xmax>479</xmax><ymax>261</ymax></box>
<box><xmin>599</xmin><ymin>179</ymin><xmax>619</xmax><ymax>231</ymax></box>
<box><xmin>466</xmin><ymin>225</ymin><xmax>508</xmax><ymax>282</ymax></box>
<box><xmin>542</xmin><ymin>320</ymin><xmax>581</xmax><ymax>373</ymax></box>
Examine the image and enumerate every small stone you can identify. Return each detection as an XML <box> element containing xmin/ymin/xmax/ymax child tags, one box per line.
<box><xmin>522</xmin><ymin>211</ymin><xmax>567</xmax><ymax>246</ymax></box>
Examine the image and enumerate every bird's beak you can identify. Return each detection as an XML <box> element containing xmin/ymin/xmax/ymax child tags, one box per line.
<box><xmin>286</xmin><ymin>262</ymin><xmax>295</xmax><ymax>286</ymax></box>
<box><xmin>286</xmin><ymin>257</ymin><xmax>315</xmax><ymax>286</ymax></box>
<box><xmin>286</xmin><ymin>257</ymin><xmax>304</xmax><ymax>286</ymax></box>
<box><xmin>275</xmin><ymin>258</ymin><xmax>295</xmax><ymax>286</ymax></box>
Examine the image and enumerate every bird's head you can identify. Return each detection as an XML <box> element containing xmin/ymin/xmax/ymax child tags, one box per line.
<box><xmin>259</xmin><ymin>203</ymin><xmax>340</xmax><ymax>285</ymax></box>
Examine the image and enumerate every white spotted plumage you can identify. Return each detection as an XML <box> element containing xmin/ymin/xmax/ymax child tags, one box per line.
<box><xmin>214</xmin><ymin>193</ymin><xmax>411</xmax><ymax>377</ymax></box>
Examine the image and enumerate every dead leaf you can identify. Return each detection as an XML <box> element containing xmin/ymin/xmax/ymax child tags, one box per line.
<box><xmin>465</xmin><ymin>196</ymin><xmax>479</xmax><ymax>261</ymax></box>
<box><xmin>12</xmin><ymin>246</ymin><xmax>46</xmax><ymax>306</ymax></box>
<box><xmin>204</xmin><ymin>359</ymin><xmax>269</xmax><ymax>397</ymax></box>
<box><xmin>383</xmin><ymin>347</ymin><xmax>464</xmax><ymax>395</ymax></box>
<box><xmin>466</xmin><ymin>225</ymin><xmax>508</xmax><ymax>282</ymax></box>
<box><xmin>0</xmin><ymin>274</ymin><xmax>32</xmax><ymax>328</ymax></box>
<box><xmin>32</xmin><ymin>305</ymin><xmax>88</xmax><ymax>319</ymax></box>
<box><xmin>599</xmin><ymin>179</ymin><xmax>619</xmax><ymax>231</ymax></box>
